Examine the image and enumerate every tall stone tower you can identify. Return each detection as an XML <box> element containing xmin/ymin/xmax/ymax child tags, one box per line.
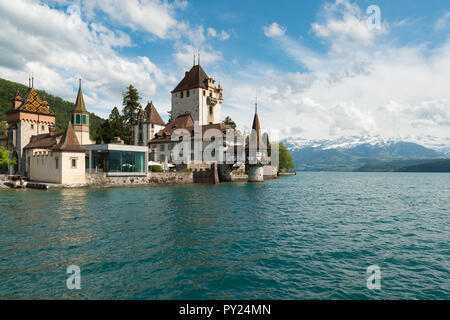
<box><xmin>71</xmin><ymin>80</ymin><xmax>92</xmax><ymax>145</ymax></box>
<box><xmin>171</xmin><ymin>59</ymin><xmax>223</xmax><ymax>125</ymax></box>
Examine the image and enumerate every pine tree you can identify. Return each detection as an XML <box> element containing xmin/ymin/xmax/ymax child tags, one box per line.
<box><xmin>122</xmin><ymin>85</ymin><xmax>141</xmax><ymax>144</ymax></box>
<box><xmin>122</xmin><ymin>85</ymin><xmax>141</xmax><ymax>125</ymax></box>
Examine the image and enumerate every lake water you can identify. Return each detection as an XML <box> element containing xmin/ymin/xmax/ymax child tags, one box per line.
<box><xmin>0</xmin><ymin>172</ymin><xmax>449</xmax><ymax>299</ymax></box>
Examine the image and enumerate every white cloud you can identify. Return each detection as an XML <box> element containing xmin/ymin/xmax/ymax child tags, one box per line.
<box><xmin>0</xmin><ymin>0</ymin><xmax>172</xmax><ymax>117</ymax></box>
<box><xmin>80</xmin><ymin>0</ymin><xmax>179</xmax><ymax>39</ymax></box>
<box><xmin>263</xmin><ymin>22</ymin><xmax>286</xmax><ymax>38</ymax></box>
<box><xmin>223</xmin><ymin>0</ymin><xmax>450</xmax><ymax>143</ymax></box>
<box><xmin>207</xmin><ymin>27</ymin><xmax>230</xmax><ymax>40</ymax></box>
<box><xmin>173</xmin><ymin>44</ymin><xmax>223</xmax><ymax>68</ymax></box>
<box><xmin>435</xmin><ymin>11</ymin><xmax>450</xmax><ymax>30</ymax></box>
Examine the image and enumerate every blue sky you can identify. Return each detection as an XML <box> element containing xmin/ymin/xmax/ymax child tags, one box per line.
<box><xmin>0</xmin><ymin>0</ymin><xmax>449</xmax><ymax>145</ymax></box>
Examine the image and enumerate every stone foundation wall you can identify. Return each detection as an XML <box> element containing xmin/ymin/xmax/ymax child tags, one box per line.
<box><xmin>86</xmin><ymin>172</ymin><xmax>193</xmax><ymax>187</ymax></box>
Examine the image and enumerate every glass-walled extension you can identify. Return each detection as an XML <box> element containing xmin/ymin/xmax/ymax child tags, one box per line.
<box><xmin>84</xmin><ymin>144</ymin><xmax>148</xmax><ymax>176</ymax></box>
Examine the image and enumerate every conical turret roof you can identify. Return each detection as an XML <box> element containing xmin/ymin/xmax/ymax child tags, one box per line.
<box><xmin>74</xmin><ymin>80</ymin><xmax>87</xmax><ymax>113</ymax></box>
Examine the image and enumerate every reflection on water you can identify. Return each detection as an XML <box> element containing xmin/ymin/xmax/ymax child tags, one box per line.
<box><xmin>0</xmin><ymin>173</ymin><xmax>449</xmax><ymax>299</ymax></box>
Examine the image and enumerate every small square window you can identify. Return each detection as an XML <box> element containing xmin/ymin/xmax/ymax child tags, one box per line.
<box><xmin>31</xmin><ymin>124</ymin><xmax>34</xmax><ymax>129</ymax></box>
<box><xmin>71</xmin><ymin>158</ymin><xmax>77</xmax><ymax>168</ymax></box>
<box><xmin>180</xmin><ymin>92</ymin><xmax>183</xmax><ymax>98</ymax></box>
<box><xmin>186</xmin><ymin>91</ymin><xmax>190</xmax><ymax>97</ymax></box>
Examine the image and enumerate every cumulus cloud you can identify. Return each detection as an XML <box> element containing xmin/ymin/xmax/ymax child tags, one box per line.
<box><xmin>0</xmin><ymin>0</ymin><xmax>172</xmax><ymax>116</ymax></box>
<box><xmin>79</xmin><ymin>0</ymin><xmax>180</xmax><ymax>39</ymax></box>
<box><xmin>263</xmin><ymin>22</ymin><xmax>286</xmax><ymax>38</ymax></box>
<box><xmin>225</xmin><ymin>0</ymin><xmax>450</xmax><ymax>143</ymax></box>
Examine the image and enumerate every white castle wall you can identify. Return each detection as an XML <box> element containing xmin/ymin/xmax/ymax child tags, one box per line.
<box><xmin>25</xmin><ymin>149</ymin><xmax>85</xmax><ymax>184</ymax></box>
<box><xmin>171</xmin><ymin>87</ymin><xmax>222</xmax><ymax>126</ymax></box>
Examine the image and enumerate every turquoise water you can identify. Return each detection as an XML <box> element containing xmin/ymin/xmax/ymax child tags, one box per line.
<box><xmin>0</xmin><ymin>172</ymin><xmax>449</xmax><ymax>299</ymax></box>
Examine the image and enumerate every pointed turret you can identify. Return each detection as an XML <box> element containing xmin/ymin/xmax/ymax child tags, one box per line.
<box><xmin>74</xmin><ymin>79</ymin><xmax>87</xmax><ymax>112</ymax></box>
<box><xmin>53</xmin><ymin>122</ymin><xmax>85</xmax><ymax>152</ymax></box>
<box><xmin>250</xmin><ymin>102</ymin><xmax>263</xmax><ymax>149</ymax></box>
<box><xmin>71</xmin><ymin>79</ymin><xmax>92</xmax><ymax>145</ymax></box>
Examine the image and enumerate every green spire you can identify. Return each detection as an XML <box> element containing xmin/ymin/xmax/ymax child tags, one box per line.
<box><xmin>74</xmin><ymin>79</ymin><xmax>87</xmax><ymax>113</ymax></box>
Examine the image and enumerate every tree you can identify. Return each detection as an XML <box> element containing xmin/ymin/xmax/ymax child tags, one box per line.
<box><xmin>122</xmin><ymin>85</ymin><xmax>141</xmax><ymax>144</ymax></box>
<box><xmin>222</xmin><ymin>116</ymin><xmax>236</xmax><ymax>129</ymax></box>
<box><xmin>122</xmin><ymin>85</ymin><xmax>141</xmax><ymax>125</ymax></box>
<box><xmin>92</xmin><ymin>106</ymin><xmax>130</xmax><ymax>144</ymax></box>
<box><xmin>0</xmin><ymin>146</ymin><xmax>14</xmax><ymax>167</ymax></box>
<box><xmin>278</xmin><ymin>141</ymin><xmax>295</xmax><ymax>171</ymax></box>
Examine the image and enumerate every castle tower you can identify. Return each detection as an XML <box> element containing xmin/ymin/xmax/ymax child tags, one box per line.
<box><xmin>171</xmin><ymin>59</ymin><xmax>223</xmax><ymax>126</ymax></box>
<box><xmin>71</xmin><ymin>80</ymin><xmax>92</xmax><ymax>145</ymax></box>
<box><xmin>133</xmin><ymin>101</ymin><xmax>165</xmax><ymax>146</ymax></box>
<box><xmin>247</xmin><ymin>103</ymin><xmax>266</xmax><ymax>182</ymax></box>
<box><xmin>6</xmin><ymin>77</ymin><xmax>56</xmax><ymax>174</ymax></box>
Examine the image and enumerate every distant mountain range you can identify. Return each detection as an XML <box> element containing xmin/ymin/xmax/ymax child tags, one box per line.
<box><xmin>284</xmin><ymin>136</ymin><xmax>450</xmax><ymax>172</ymax></box>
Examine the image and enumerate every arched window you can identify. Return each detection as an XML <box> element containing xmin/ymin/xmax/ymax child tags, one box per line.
<box><xmin>76</xmin><ymin>114</ymin><xmax>81</xmax><ymax>124</ymax></box>
<box><xmin>82</xmin><ymin>115</ymin><xmax>87</xmax><ymax>125</ymax></box>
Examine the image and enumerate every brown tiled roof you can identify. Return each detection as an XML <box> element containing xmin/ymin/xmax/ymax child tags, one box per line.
<box><xmin>171</xmin><ymin>65</ymin><xmax>209</xmax><ymax>93</ymax></box>
<box><xmin>150</xmin><ymin>114</ymin><xmax>232</xmax><ymax>143</ymax></box>
<box><xmin>24</xmin><ymin>131</ymin><xmax>64</xmax><ymax>150</ymax></box>
<box><xmin>24</xmin><ymin>122</ymin><xmax>85</xmax><ymax>152</ymax></box>
<box><xmin>8</xmin><ymin>88</ymin><xmax>55</xmax><ymax>116</ymax></box>
<box><xmin>144</xmin><ymin>101</ymin><xmax>165</xmax><ymax>126</ymax></box>
<box><xmin>53</xmin><ymin>122</ymin><xmax>85</xmax><ymax>152</ymax></box>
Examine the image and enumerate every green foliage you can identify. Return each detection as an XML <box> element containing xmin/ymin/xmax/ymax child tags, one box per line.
<box><xmin>222</xmin><ymin>116</ymin><xmax>236</xmax><ymax>129</ymax></box>
<box><xmin>122</xmin><ymin>85</ymin><xmax>142</xmax><ymax>144</ymax></box>
<box><xmin>278</xmin><ymin>141</ymin><xmax>295</xmax><ymax>170</ymax></box>
<box><xmin>122</xmin><ymin>85</ymin><xmax>141</xmax><ymax>124</ymax></box>
<box><xmin>93</xmin><ymin>106</ymin><xmax>131</xmax><ymax>144</ymax></box>
<box><xmin>0</xmin><ymin>78</ymin><xmax>104</xmax><ymax>134</ymax></box>
<box><xmin>167</xmin><ymin>110</ymin><xmax>173</xmax><ymax>123</ymax></box>
<box><xmin>180</xmin><ymin>168</ymin><xmax>191</xmax><ymax>172</ymax></box>
<box><xmin>152</xmin><ymin>165</ymin><xmax>163</xmax><ymax>172</ymax></box>
<box><xmin>0</xmin><ymin>146</ymin><xmax>14</xmax><ymax>167</ymax></box>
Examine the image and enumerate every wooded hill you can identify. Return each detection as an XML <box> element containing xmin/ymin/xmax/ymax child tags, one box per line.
<box><xmin>0</xmin><ymin>78</ymin><xmax>104</xmax><ymax>134</ymax></box>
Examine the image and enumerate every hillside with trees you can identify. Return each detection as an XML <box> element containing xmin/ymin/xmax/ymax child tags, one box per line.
<box><xmin>0</xmin><ymin>78</ymin><xmax>104</xmax><ymax>134</ymax></box>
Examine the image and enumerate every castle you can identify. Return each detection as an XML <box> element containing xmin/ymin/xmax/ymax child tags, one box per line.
<box><xmin>3</xmin><ymin>79</ymin><xmax>92</xmax><ymax>184</ymax></box>
<box><xmin>1</xmin><ymin>61</ymin><xmax>271</xmax><ymax>185</ymax></box>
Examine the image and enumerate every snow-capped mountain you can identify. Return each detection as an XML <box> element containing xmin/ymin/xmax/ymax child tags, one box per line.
<box><xmin>285</xmin><ymin>135</ymin><xmax>450</xmax><ymax>156</ymax></box>
<box><xmin>283</xmin><ymin>135</ymin><xmax>450</xmax><ymax>171</ymax></box>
